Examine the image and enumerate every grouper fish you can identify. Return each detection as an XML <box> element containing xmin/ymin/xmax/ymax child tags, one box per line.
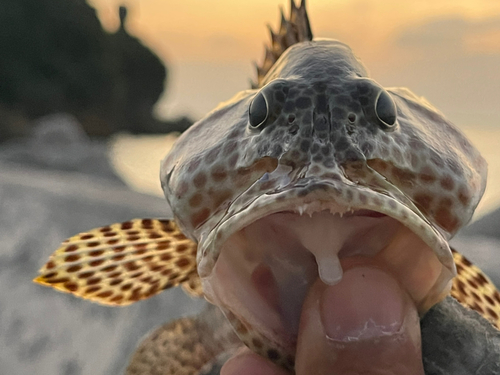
<box><xmin>35</xmin><ymin>1</ymin><xmax>500</xmax><ymax>373</ymax></box>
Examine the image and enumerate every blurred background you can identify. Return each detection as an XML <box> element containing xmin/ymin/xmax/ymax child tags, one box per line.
<box><xmin>1</xmin><ymin>0</ymin><xmax>499</xmax><ymax>374</ymax></box>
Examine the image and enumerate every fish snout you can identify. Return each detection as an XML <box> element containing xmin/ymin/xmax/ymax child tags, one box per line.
<box><xmin>247</xmin><ymin>78</ymin><xmax>398</xmax><ymax>169</ymax></box>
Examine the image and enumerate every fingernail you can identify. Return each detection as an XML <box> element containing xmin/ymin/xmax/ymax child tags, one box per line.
<box><xmin>320</xmin><ymin>266</ymin><xmax>404</xmax><ymax>341</ymax></box>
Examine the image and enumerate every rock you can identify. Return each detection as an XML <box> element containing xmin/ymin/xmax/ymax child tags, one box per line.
<box><xmin>0</xmin><ymin>161</ymin><xmax>205</xmax><ymax>375</ymax></box>
<box><xmin>0</xmin><ymin>0</ymin><xmax>192</xmax><ymax>141</ymax></box>
<box><xmin>108</xmin><ymin>6</ymin><xmax>167</xmax><ymax>134</ymax></box>
<box><xmin>422</xmin><ymin>296</ymin><xmax>500</xmax><ymax>375</ymax></box>
<box><xmin>32</xmin><ymin>113</ymin><xmax>89</xmax><ymax>144</ymax></box>
<box><xmin>0</xmin><ymin>114</ymin><xmax>123</xmax><ymax>182</ymax></box>
<box><xmin>0</xmin><ymin>131</ymin><xmax>203</xmax><ymax>375</ymax></box>
<box><xmin>1</xmin><ymin>122</ymin><xmax>498</xmax><ymax>374</ymax></box>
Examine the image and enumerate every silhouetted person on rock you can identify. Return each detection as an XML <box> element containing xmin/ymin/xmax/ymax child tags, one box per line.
<box><xmin>0</xmin><ymin>0</ymin><xmax>182</xmax><ymax>140</ymax></box>
<box><xmin>112</xmin><ymin>5</ymin><xmax>167</xmax><ymax>133</ymax></box>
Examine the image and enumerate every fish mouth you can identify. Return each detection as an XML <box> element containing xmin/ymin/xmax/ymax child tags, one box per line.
<box><xmin>199</xmin><ymin>183</ymin><xmax>455</xmax><ymax>357</ymax></box>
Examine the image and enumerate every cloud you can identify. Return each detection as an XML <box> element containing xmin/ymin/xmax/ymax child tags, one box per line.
<box><xmin>395</xmin><ymin>16</ymin><xmax>500</xmax><ymax>56</ymax></box>
<box><xmin>372</xmin><ymin>16</ymin><xmax>500</xmax><ymax>129</ymax></box>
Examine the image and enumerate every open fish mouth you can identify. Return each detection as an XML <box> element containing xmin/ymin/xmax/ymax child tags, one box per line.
<box><xmin>199</xmin><ymin>183</ymin><xmax>455</xmax><ymax>356</ymax></box>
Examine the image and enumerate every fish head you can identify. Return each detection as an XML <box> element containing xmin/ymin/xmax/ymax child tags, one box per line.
<box><xmin>160</xmin><ymin>38</ymin><xmax>487</xmax><ymax>363</ymax></box>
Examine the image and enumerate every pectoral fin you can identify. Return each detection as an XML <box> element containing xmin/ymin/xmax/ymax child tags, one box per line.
<box><xmin>34</xmin><ymin>218</ymin><xmax>202</xmax><ymax>305</ymax></box>
<box><xmin>452</xmin><ymin>249</ymin><xmax>500</xmax><ymax>329</ymax></box>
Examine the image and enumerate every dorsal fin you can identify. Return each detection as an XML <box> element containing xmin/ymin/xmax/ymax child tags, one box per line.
<box><xmin>252</xmin><ymin>0</ymin><xmax>313</xmax><ymax>88</ymax></box>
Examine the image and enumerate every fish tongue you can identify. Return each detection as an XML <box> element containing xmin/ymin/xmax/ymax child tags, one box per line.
<box><xmin>295</xmin><ymin>266</ymin><xmax>425</xmax><ymax>374</ymax></box>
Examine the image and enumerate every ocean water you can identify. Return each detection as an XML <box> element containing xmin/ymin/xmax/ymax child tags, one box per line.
<box><xmin>109</xmin><ymin>124</ymin><xmax>500</xmax><ymax>221</ymax></box>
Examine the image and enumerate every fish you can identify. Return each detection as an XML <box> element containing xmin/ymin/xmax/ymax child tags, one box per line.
<box><xmin>34</xmin><ymin>0</ymin><xmax>500</xmax><ymax>373</ymax></box>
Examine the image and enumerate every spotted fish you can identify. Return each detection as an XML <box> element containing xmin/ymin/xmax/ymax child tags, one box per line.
<box><xmin>35</xmin><ymin>0</ymin><xmax>500</xmax><ymax>372</ymax></box>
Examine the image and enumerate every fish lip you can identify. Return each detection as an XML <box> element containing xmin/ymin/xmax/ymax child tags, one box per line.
<box><xmin>198</xmin><ymin>181</ymin><xmax>456</xmax><ymax>310</ymax></box>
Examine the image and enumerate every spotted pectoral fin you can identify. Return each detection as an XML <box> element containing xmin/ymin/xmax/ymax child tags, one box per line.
<box><xmin>34</xmin><ymin>219</ymin><xmax>200</xmax><ymax>306</ymax></box>
<box><xmin>181</xmin><ymin>272</ymin><xmax>204</xmax><ymax>297</ymax></box>
<box><xmin>452</xmin><ymin>249</ymin><xmax>500</xmax><ymax>329</ymax></box>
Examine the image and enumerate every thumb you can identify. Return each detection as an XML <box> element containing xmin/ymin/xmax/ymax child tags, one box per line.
<box><xmin>295</xmin><ymin>266</ymin><xmax>425</xmax><ymax>374</ymax></box>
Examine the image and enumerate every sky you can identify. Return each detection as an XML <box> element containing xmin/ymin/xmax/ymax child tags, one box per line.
<box><xmin>87</xmin><ymin>0</ymin><xmax>500</xmax><ymax>130</ymax></box>
<box><xmin>83</xmin><ymin>0</ymin><xmax>500</xmax><ymax>216</ymax></box>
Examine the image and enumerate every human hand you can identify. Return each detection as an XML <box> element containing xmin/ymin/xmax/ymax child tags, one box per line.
<box><xmin>221</xmin><ymin>267</ymin><xmax>425</xmax><ymax>374</ymax></box>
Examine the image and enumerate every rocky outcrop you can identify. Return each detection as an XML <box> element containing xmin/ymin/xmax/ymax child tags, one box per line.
<box><xmin>1</xmin><ymin>122</ymin><xmax>499</xmax><ymax>374</ymax></box>
<box><xmin>0</xmin><ymin>127</ymin><xmax>203</xmax><ymax>374</ymax></box>
<box><xmin>422</xmin><ymin>296</ymin><xmax>500</xmax><ymax>375</ymax></box>
<box><xmin>0</xmin><ymin>0</ymin><xmax>191</xmax><ymax>141</ymax></box>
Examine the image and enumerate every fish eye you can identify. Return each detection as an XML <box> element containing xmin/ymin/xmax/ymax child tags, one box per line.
<box><xmin>248</xmin><ymin>92</ymin><xmax>269</xmax><ymax>128</ymax></box>
<box><xmin>375</xmin><ymin>90</ymin><xmax>397</xmax><ymax>128</ymax></box>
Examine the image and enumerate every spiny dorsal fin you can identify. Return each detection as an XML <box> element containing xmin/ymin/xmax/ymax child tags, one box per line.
<box><xmin>451</xmin><ymin>249</ymin><xmax>500</xmax><ymax>329</ymax></box>
<box><xmin>252</xmin><ymin>0</ymin><xmax>313</xmax><ymax>88</ymax></box>
<box><xmin>34</xmin><ymin>218</ymin><xmax>202</xmax><ymax>306</ymax></box>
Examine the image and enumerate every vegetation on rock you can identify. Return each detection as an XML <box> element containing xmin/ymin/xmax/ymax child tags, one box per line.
<box><xmin>0</xmin><ymin>0</ymin><xmax>191</xmax><ymax>141</ymax></box>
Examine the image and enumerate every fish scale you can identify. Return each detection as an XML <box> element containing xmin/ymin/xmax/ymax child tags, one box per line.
<box><xmin>35</xmin><ymin>1</ymin><xmax>499</xmax><ymax>374</ymax></box>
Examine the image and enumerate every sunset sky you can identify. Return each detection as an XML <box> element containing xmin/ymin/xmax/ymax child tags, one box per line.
<box><xmin>87</xmin><ymin>0</ymin><xmax>500</xmax><ymax>128</ymax></box>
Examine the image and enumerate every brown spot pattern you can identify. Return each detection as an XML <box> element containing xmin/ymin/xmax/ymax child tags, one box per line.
<box><xmin>190</xmin><ymin>208</ymin><xmax>211</xmax><ymax>228</ymax></box>
<box><xmin>65</xmin><ymin>254</ymin><xmax>80</xmax><ymax>262</ymax></box>
<box><xmin>102</xmin><ymin>265</ymin><xmax>118</xmax><ymax>272</ymax></box>
<box><xmin>64</xmin><ymin>245</ymin><xmax>78</xmax><ymax>253</ymax></box>
<box><xmin>121</xmin><ymin>222</ymin><xmax>133</xmax><ymax>230</ymax></box>
<box><xmin>67</xmin><ymin>265</ymin><xmax>82</xmax><ymax>273</ymax></box>
<box><xmin>89</xmin><ymin>250</ymin><xmax>105</xmax><ymax>257</ymax></box>
<box><xmin>87</xmin><ymin>277</ymin><xmax>102</xmax><ymax>286</ymax></box>
<box><xmin>188</xmin><ymin>193</ymin><xmax>203</xmax><ymax>208</ymax></box>
<box><xmin>85</xmin><ymin>286</ymin><xmax>101</xmax><ymax>294</ymax></box>
<box><xmin>96</xmin><ymin>291</ymin><xmax>113</xmax><ymax>299</ymax></box>
<box><xmin>64</xmin><ymin>282</ymin><xmax>79</xmax><ymax>292</ymax></box>
<box><xmin>452</xmin><ymin>251</ymin><xmax>500</xmax><ymax>329</ymax></box>
<box><xmin>440</xmin><ymin>176</ymin><xmax>455</xmax><ymax>191</ymax></box>
<box><xmin>176</xmin><ymin>258</ymin><xmax>191</xmax><ymax>269</ymax></box>
<box><xmin>89</xmin><ymin>259</ymin><xmax>105</xmax><ymax>267</ymax></box>
<box><xmin>193</xmin><ymin>172</ymin><xmax>207</xmax><ymax>188</ymax></box>
<box><xmin>34</xmin><ymin>219</ymin><xmax>200</xmax><ymax>309</ymax></box>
